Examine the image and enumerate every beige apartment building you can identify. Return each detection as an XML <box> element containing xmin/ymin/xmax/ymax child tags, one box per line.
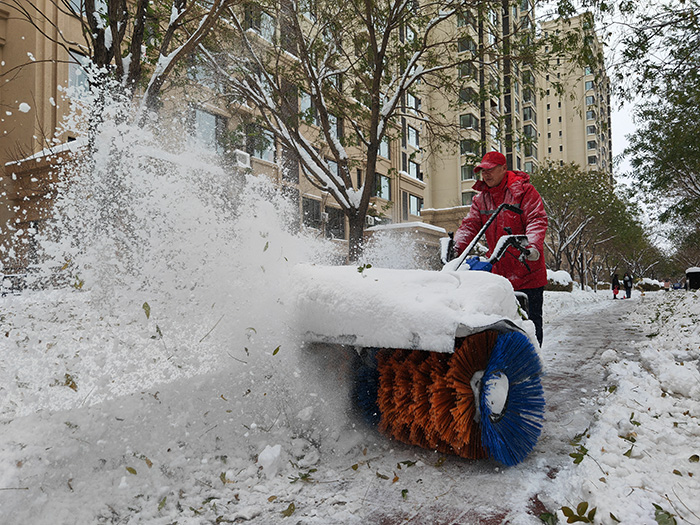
<box><xmin>422</xmin><ymin>0</ymin><xmax>539</xmax><ymax>234</ymax></box>
<box><xmin>536</xmin><ymin>13</ymin><xmax>613</xmax><ymax>176</ymax></box>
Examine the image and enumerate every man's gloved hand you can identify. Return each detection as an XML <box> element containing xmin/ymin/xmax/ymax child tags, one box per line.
<box><xmin>465</xmin><ymin>257</ymin><xmax>493</xmax><ymax>272</ymax></box>
<box><xmin>524</xmin><ymin>246</ymin><xmax>540</xmax><ymax>261</ymax></box>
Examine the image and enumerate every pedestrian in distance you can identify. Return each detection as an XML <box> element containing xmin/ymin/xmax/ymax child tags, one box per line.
<box><xmin>623</xmin><ymin>272</ymin><xmax>633</xmax><ymax>299</ymax></box>
<box><xmin>453</xmin><ymin>151</ymin><xmax>548</xmax><ymax>346</ymax></box>
<box><xmin>612</xmin><ymin>274</ymin><xmax>620</xmax><ymax>299</ymax></box>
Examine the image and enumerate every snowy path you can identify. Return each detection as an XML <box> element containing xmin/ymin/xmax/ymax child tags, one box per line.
<box><xmin>538</xmin><ymin>298</ymin><xmax>647</xmax><ymax>465</ymax></box>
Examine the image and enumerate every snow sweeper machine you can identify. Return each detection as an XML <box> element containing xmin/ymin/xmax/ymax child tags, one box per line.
<box><xmin>293</xmin><ymin>204</ymin><xmax>545</xmax><ymax>467</ymax></box>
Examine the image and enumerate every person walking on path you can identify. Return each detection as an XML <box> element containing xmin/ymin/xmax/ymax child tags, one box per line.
<box><xmin>453</xmin><ymin>151</ymin><xmax>548</xmax><ymax>345</ymax></box>
<box><xmin>623</xmin><ymin>273</ymin><xmax>633</xmax><ymax>299</ymax></box>
<box><xmin>612</xmin><ymin>274</ymin><xmax>621</xmax><ymax>299</ymax></box>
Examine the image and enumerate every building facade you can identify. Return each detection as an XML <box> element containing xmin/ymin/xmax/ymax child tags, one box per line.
<box><xmin>536</xmin><ymin>13</ymin><xmax>613</xmax><ymax>176</ymax></box>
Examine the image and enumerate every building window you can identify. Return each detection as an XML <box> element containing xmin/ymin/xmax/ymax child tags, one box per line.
<box><xmin>458</xmin><ymin>36</ymin><xmax>477</xmax><ymax>54</ymax></box>
<box><xmin>462</xmin><ymin>192</ymin><xmax>474</xmax><ymax>206</ymax></box>
<box><xmin>461</xmin><ymin>164</ymin><xmax>477</xmax><ymax>180</ymax></box>
<box><xmin>402</xmin><ymin>192</ymin><xmax>423</xmax><ymax>219</ymax></box>
<box><xmin>523</xmin><ymin>106</ymin><xmax>537</xmax><ymax>123</ymax></box>
<box><xmin>375</xmin><ymin>173</ymin><xmax>391</xmax><ymax>200</ymax></box>
<box><xmin>68</xmin><ymin>50</ymin><xmax>90</xmax><ymax>95</ymax></box>
<box><xmin>302</xmin><ymin>197</ymin><xmax>322</xmax><ymax>229</ymax></box>
<box><xmin>587</xmin><ymin>140</ymin><xmax>597</xmax><ymax>149</ymax></box>
<box><xmin>460</xmin><ymin>87</ymin><xmax>478</xmax><ymax>105</ymax></box>
<box><xmin>409</xmin><ymin>160</ymin><xmax>422</xmax><ymax>180</ymax></box>
<box><xmin>585</xmin><ymin>80</ymin><xmax>595</xmax><ymax>91</ymax></box>
<box><xmin>406</xmin><ymin>92</ymin><xmax>420</xmax><ymax>112</ymax></box>
<box><xmin>559</xmin><ymin>145</ymin><xmax>563</xmax><ymax>152</ymax></box>
<box><xmin>326</xmin><ymin>207</ymin><xmax>345</xmax><ymax>239</ymax></box>
<box><xmin>524</xmin><ymin>143</ymin><xmax>537</xmax><ymax>158</ymax></box>
<box><xmin>588</xmin><ymin>155</ymin><xmax>598</xmax><ymax>165</ymax></box>
<box><xmin>585</xmin><ymin>95</ymin><xmax>596</xmax><ymax>106</ymax></box>
<box><xmin>524</xmin><ymin>160</ymin><xmax>534</xmax><ymax>173</ymax></box>
<box><xmin>299</xmin><ymin>89</ymin><xmax>319</xmax><ymax>126</ymax></box>
<box><xmin>458</xmin><ymin>62</ymin><xmax>478</xmax><ymax>81</ymax></box>
<box><xmin>587</xmin><ymin>125</ymin><xmax>596</xmax><ymax>135</ymax></box>
<box><xmin>523</xmin><ymin>124</ymin><xmax>536</xmax><ymax>138</ymax></box>
<box><xmin>379</xmin><ymin>136</ymin><xmax>391</xmax><ymax>159</ymax></box>
<box><xmin>586</xmin><ymin>109</ymin><xmax>596</xmax><ymax>120</ymax></box>
<box><xmin>195</xmin><ymin>108</ymin><xmax>227</xmax><ymax>153</ymax></box>
<box><xmin>460</xmin><ymin>113</ymin><xmax>480</xmax><ymax>130</ymax></box>
<box><xmin>407</xmin><ymin>125</ymin><xmax>420</xmax><ymax>148</ymax></box>
<box><xmin>460</xmin><ymin>138</ymin><xmax>478</xmax><ymax>156</ymax></box>
<box><xmin>245</xmin><ymin>6</ymin><xmax>276</xmax><ymax>41</ymax></box>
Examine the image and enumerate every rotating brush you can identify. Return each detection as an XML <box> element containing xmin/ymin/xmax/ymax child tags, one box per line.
<box><xmin>354</xmin><ymin>331</ymin><xmax>499</xmax><ymax>460</ymax></box>
<box><xmin>478</xmin><ymin>331</ymin><xmax>545</xmax><ymax>466</ymax></box>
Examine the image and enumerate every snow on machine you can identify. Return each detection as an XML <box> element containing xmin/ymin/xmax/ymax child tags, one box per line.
<box><xmin>293</xmin><ymin>204</ymin><xmax>545</xmax><ymax>466</ymax></box>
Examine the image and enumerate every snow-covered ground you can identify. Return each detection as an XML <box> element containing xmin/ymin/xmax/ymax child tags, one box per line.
<box><xmin>2</xmin><ymin>269</ymin><xmax>699</xmax><ymax>524</ymax></box>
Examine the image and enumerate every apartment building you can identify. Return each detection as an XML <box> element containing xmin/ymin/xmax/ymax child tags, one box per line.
<box><xmin>536</xmin><ymin>13</ymin><xmax>613</xmax><ymax>176</ymax></box>
<box><xmin>422</xmin><ymin>0</ymin><xmax>539</xmax><ymax>233</ymax></box>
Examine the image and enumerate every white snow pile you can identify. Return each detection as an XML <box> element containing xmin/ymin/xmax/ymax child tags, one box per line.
<box><xmin>292</xmin><ymin>264</ymin><xmax>536</xmax><ymax>352</ymax></box>
<box><xmin>548</xmin><ymin>290</ymin><xmax>700</xmax><ymax>524</ymax></box>
<box><xmin>547</xmin><ymin>269</ymin><xmax>572</xmax><ymax>285</ymax></box>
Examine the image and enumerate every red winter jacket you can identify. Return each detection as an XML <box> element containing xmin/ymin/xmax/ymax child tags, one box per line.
<box><xmin>454</xmin><ymin>170</ymin><xmax>548</xmax><ymax>290</ymax></box>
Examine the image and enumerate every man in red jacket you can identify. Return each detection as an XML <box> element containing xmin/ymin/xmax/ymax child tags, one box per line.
<box><xmin>454</xmin><ymin>151</ymin><xmax>548</xmax><ymax>345</ymax></box>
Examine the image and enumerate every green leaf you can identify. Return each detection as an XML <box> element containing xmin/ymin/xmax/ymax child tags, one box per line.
<box><xmin>689</xmin><ymin>454</ymin><xmax>699</xmax><ymax>463</ymax></box>
<box><xmin>281</xmin><ymin>502</ymin><xmax>295</xmax><ymax>517</ymax></box>
<box><xmin>142</xmin><ymin>302</ymin><xmax>151</xmax><ymax>319</ymax></box>
<box><xmin>376</xmin><ymin>471</ymin><xmax>389</xmax><ymax>480</ymax></box>
<box><xmin>263</xmin><ymin>241</ymin><xmax>269</xmax><ymax>252</ymax></box>
<box><xmin>220</xmin><ymin>472</ymin><xmax>227</xmax><ymax>484</ymax></box>
<box><xmin>576</xmin><ymin>502</ymin><xmax>588</xmax><ymax>516</ymax></box>
<box><xmin>539</xmin><ymin>512</ymin><xmax>558</xmax><ymax>525</ymax></box>
<box><xmin>401</xmin><ymin>489</ymin><xmax>409</xmax><ymax>499</ymax></box>
<box><xmin>653</xmin><ymin>504</ymin><xmax>677</xmax><ymax>525</ymax></box>
<box><xmin>273</xmin><ymin>346</ymin><xmax>280</xmax><ymax>356</ymax></box>
<box><xmin>562</xmin><ymin>507</ymin><xmax>575</xmax><ymax>518</ymax></box>
<box><xmin>158</xmin><ymin>496</ymin><xmax>167</xmax><ymax>511</ymax></box>
<box><xmin>126</xmin><ymin>467</ymin><xmax>137</xmax><ymax>475</ymax></box>
<box><xmin>610</xmin><ymin>513</ymin><xmax>621</xmax><ymax>522</ymax></box>
<box><xmin>351</xmin><ymin>464</ymin><xmax>359</xmax><ymax>470</ymax></box>
<box><xmin>623</xmin><ymin>446</ymin><xmax>634</xmax><ymax>457</ymax></box>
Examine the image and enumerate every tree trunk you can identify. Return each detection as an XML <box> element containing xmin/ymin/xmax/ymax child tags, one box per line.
<box><xmin>347</xmin><ymin>212</ymin><xmax>365</xmax><ymax>264</ymax></box>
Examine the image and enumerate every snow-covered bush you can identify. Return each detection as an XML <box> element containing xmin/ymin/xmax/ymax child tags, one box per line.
<box><xmin>546</xmin><ymin>269</ymin><xmax>573</xmax><ymax>292</ymax></box>
<box><xmin>638</xmin><ymin>277</ymin><xmax>662</xmax><ymax>291</ymax></box>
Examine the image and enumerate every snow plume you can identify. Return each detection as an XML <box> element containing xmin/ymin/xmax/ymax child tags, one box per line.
<box><xmin>19</xmin><ymin>91</ymin><xmax>336</xmax><ymax>416</ymax></box>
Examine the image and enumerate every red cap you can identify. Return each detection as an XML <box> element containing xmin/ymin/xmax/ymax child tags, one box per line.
<box><xmin>474</xmin><ymin>151</ymin><xmax>506</xmax><ymax>173</ymax></box>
